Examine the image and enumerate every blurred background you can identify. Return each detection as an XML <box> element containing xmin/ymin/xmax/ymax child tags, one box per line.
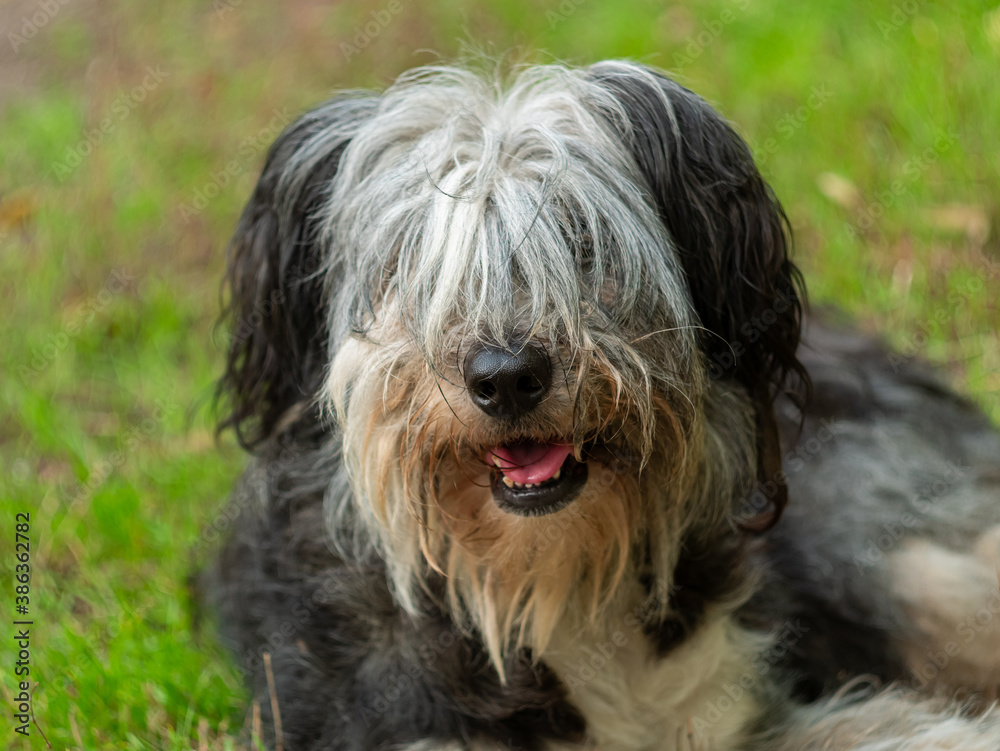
<box><xmin>1</xmin><ymin>0</ymin><xmax>998</xmax><ymax>748</ymax></box>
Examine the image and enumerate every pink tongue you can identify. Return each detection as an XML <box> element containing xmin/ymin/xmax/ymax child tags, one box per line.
<box><xmin>490</xmin><ymin>442</ymin><xmax>573</xmax><ymax>485</ymax></box>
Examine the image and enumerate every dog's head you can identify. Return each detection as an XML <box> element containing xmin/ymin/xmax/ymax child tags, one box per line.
<box><xmin>218</xmin><ymin>61</ymin><xmax>804</xmax><ymax>666</ymax></box>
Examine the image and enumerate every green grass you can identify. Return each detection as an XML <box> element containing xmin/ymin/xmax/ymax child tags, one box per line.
<box><xmin>1</xmin><ymin>0</ymin><xmax>997</xmax><ymax>747</ymax></box>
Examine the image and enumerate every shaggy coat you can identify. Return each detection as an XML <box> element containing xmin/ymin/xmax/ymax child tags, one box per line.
<box><xmin>205</xmin><ymin>61</ymin><xmax>1000</xmax><ymax>751</ymax></box>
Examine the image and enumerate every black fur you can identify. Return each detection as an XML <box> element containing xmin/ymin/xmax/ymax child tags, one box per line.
<box><xmin>588</xmin><ymin>64</ymin><xmax>806</xmax><ymax>400</ymax></box>
<box><xmin>217</xmin><ymin>96</ymin><xmax>377</xmax><ymax>449</ymax></box>
<box><xmin>642</xmin><ymin>530</ymin><xmax>750</xmax><ymax>656</ymax></box>
<box><xmin>207</xmin><ymin>440</ymin><xmax>585</xmax><ymax>750</ymax></box>
<box><xmin>744</xmin><ymin>317</ymin><xmax>1000</xmax><ymax>699</ymax></box>
<box><xmin>588</xmin><ymin>64</ymin><xmax>809</xmax><ymax>531</ymax></box>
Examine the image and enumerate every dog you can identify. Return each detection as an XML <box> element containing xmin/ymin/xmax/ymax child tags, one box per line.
<box><xmin>204</xmin><ymin>60</ymin><xmax>1000</xmax><ymax>750</ymax></box>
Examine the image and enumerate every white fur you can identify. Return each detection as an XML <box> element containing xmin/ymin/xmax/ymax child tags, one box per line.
<box><xmin>760</xmin><ymin>690</ymin><xmax>1000</xmax><ymax>750</ymax></box>
<box><xmin>541</xmin><ymin>577</ymin><xmax>771</xmax><ymax>751</ymax></box>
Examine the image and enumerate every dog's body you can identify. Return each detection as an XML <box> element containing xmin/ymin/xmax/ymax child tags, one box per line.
<box><xmin>205</xmin><ymin>61</ymin><xmax>1000</xmax><ymax>750</ymax></box>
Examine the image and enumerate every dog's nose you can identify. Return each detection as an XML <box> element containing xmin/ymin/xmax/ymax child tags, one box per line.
<box><xmin>463</xmin><ymin>342</ymin><xmax>551</xmax><ymax>420</ymax></box>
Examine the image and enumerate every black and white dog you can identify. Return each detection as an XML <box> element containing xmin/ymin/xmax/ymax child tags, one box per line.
<box><xmin>205</xmin><ymin>61</ymin><xmax>1000</xmax><ymax>750</ymax></box>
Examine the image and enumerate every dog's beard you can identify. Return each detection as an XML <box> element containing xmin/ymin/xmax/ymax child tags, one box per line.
<box><xmin>327</xmin><ymin>324</ymin><xmax>706</xmax><ymax>674</ymax></box>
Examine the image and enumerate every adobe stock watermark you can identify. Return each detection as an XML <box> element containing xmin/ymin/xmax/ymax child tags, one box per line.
<box><xmin>706</xmin><ymin>287</ymin><xmax>799</xmax><ymax>381</ymax></box>
<box><xmin>546</xmin><ymin>0</ymin><xmax>586</xmax><ymax>30</ymax></box>
<box><xmin>887</xmin><ymin>254</ymin><xmax>1000</xmax><ymax>373</ymax></box>
<box><xmin>852</xmin><ymin>461</ymin><xmax>970</xmax><ymax>574</ymax></box>
<box><xmin>69</xmin><ymin>399</ymin><xmax>180</xmax><ymax>507</ymax></box>
<box><xmin>691</xmin><ymin>619</ymin><xmax>809</xmax><ymax>733</ymax></box>
<box><xmin>7</xmin><ymin>0</ymin><xmax>73</xmax><ymax>53</ymax></box>
<box><xmin>236</xmin><ymin>583</ymin><xmax>469</xmax><ymax>731</ymax></box>
<box><xmin>909</xmin><ymin>586</ymin><xmax>1000</xmax><ymax>690</ymax></box>
<box><xmin>843</xmin><ymin>127</ymin><xmax>959</xmax><ymax>239</ymax></box>
<box><xmin>671</xmin><ymin>0</ymin><xmax>750</xmax><ymax>69</ymax></box>
<box><xmin>178</xmin><ymin>108</ymin><xmax>291</xmax><ymax>222</ymax></box>
<box><xmin>749</xmin><ymin>84</ymin><xmax>833</xmax><ymax>168</ymax></box>
<box><xmin>356</xmin><ymin>623</ymin><xmax>468</xmax><ymax>729</ymax></box>
<box><xmin>18</xmin><ymin>268</ymin><xmax>136</xmax><ymax>383</ymax></box>
<box><xmin>192</xmin><ymin>436</ymin><xmax>311</xmax><ymax>557</ymax></box>
<box><xmin>204</xmin><ymin>243</ymin><xmax>320</xmax><ymax>359</ymax></box>
<box><xmin>339</xmin><ymin>0</ymin><xmax>405</xmax><ymax>61</ymax></box>
<box><xmin>518</xmin><ymin>449</ymin><xmax>637</xmax><ymax>564</ymax></box>
<box><xmin>728</xmin><ymin>418</ymin><xmax>842</xmax><ymax>531</ymax></box>
<box><xmin>556</xmin><ymin>580</ymin><xmax>678</xmax><ymax>694</ymax></box>
<box><xmin>877</xmin><ymin>0</ymin><xmax>926</xmax><ymax>39</ymax></box>
<box><xmin>50</xmin><ymin>66</ymin><xmax>170</xmax><ymax>182</ymax></box>
<box><xmin>212</xmin><ymin>0</ymin><xmax>244</xmax><ymax>18</ymax></box>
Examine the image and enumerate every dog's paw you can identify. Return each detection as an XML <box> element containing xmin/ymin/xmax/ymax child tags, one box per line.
<box><xmin>889</xmin><ymin>533</ymin><xmax>1000</xmax><ymax>694</ymax></box>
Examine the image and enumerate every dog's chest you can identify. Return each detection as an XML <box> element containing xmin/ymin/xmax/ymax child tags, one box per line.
<box><xmin>542</xmin><ymin>612</ymin><xmax>766</xmax><ymax>751</ymax></box>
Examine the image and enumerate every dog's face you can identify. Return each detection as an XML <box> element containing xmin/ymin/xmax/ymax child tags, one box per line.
<box><xmin>219</xmin><ymin>61</ymin><xmax>803</xmax><ymax>665</ymax></box>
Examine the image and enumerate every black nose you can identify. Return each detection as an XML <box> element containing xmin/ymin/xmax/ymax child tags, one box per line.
<box><xmin>463</xmin><ymin>342</ymin><xmax>552</xmax><ymax>420</ymax></box>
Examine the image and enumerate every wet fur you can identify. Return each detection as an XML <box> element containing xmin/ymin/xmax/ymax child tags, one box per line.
<box><xmin>204</xmin><ymin>61</ymin><xmax>1000</xmax><ymax>749</ymax></box>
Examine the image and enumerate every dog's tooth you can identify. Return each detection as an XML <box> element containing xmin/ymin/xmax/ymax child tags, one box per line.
<box><xmin>553</xmin><ymin>468</ymin><xmax>561</xmax><ymax>480</ymax></box>
<box><xmin>492</xmin><ymin>455</ymin><xmax>502</xmax><ymax>468</ymax></box>
<box><xmin>514</xmin><ymin>481</ymin><xmax>525</xmax><ymax>488</ymax></box>
<box><xmin>502</xmin><ymin>476</ymin><xmax>514</xmax><ymax>488</ymax></box>
<box><xmin>525</xmin><ymin>483</ymin><xmax>535</xmax><ymax>488</ymax></box>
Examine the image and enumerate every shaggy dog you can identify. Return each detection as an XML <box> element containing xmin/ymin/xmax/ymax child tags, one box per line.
<box><xmin>204</xmin><ymin>60</ymin><xmax>1000</xmax><ymax>750</ymax></box>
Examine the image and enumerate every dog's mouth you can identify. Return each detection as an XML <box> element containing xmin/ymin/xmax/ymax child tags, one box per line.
<box><xmin>486</xmin><ymin>440</ymin><xmax>588</xmax><ymax>516</ymax></box>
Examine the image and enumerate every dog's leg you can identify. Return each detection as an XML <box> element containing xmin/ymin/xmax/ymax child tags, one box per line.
<box><xmin>398</xmin><ymin>743</ymin><xmax>498</xmax><ymax>751</ymax></box>
<box><xmin>888</xmin><ymin>527</ymin><xmax>1000</xmax><ymax>694</ymax></box>
<box><xmin>754</xmin><ymin>688</ymin><xmax>1000</xmax><ymax>751</ymax></box>
<box><xmin>399</xmin><ymin>742</ymin><xmax>588</xmax><ymax>751</ymax></box>
<box><xmin>759</xmin><ymin>321</ymin><xmax>1000</xmax><ymax>696</ymax></box>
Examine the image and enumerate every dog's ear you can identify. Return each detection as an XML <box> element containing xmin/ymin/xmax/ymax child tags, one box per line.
<box><xmin>217</xmin><ymin>96</ymin><xmax>375</xmax><ymax>449</ymax></box>
<box><xmin>588</xmin><ymin>62</ymin><xmax>808</xmax><ymax>526</ymax></box>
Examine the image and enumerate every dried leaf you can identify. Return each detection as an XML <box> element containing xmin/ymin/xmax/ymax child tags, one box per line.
<box><xmin>0</xmin><ymin>192</ymin><xmax>38</xmax><ymax>231</ymax></box>
<box><xmin>984</xmin><ymin>6</ymin><xmax>1000</xmax><ymax>50</ymax></box>
<box><xmin>924</xmin><ymin>203</ymin><xmax>991</xmax><ymax>245</ymax></box>
<box><xmin>816</xmin><ymin>172</ymin><xmax>862</xmax><ymax>210</ymax></box>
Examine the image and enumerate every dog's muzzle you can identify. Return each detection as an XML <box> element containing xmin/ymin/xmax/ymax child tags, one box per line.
<box><xmin>464</xmin><ymin>342</ymin><xmax>588</xmax><ymax>516</ymax></box>
<box><xmin>485</xmin><ymin>441</ymin><xmax>588</xmax><ymax>516</ymax></box>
